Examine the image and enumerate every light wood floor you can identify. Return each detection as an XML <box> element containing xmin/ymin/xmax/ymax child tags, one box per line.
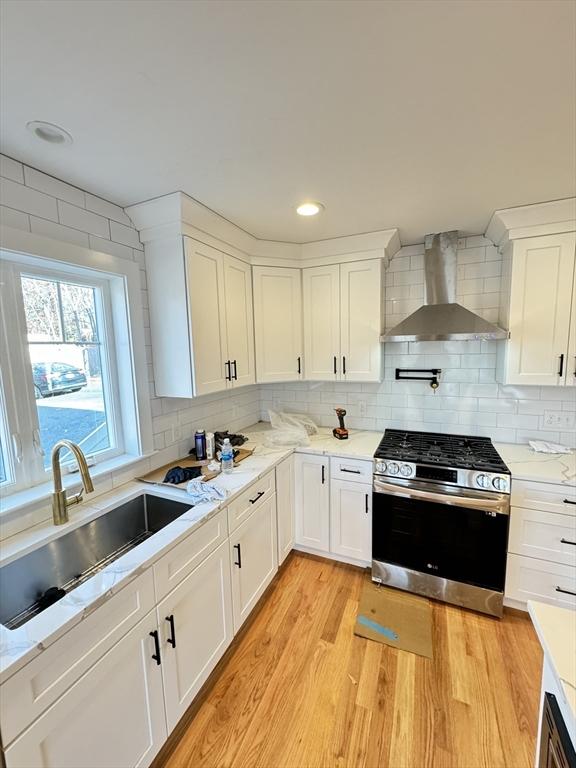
<box><xmin>159</xmin><ymin>553</ymin><xmax>543</xmax><ymax>768</ymax></box>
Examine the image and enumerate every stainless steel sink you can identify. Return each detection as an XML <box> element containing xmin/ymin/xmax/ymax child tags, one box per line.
<box><xmin>0</xmin><ymin>494</ymin><xmax>192</xmax><ymax>629</ymax></box>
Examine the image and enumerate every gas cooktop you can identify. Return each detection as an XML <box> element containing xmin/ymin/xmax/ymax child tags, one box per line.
<box><xmin>373</xmin><ymin>429</ymin><xmax>510</xmax><ymax>492</ymax></box>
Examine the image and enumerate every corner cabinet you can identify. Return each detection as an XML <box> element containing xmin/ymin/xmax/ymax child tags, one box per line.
<box><xmin>145</xmin><ymin>236</ymin><xmax>255</xmax><ymax>397</ymax></box>
<box><xmin>497</xmin><ymin>232</ymin><xmax>576</xmax><ymax>386</ymax></box>
<box><xmin>294</xmin><ymin>454</ymin><xmax>330</xmax><ymax>551</ymax></box>
<box><xmin>252</xmin><ymin>266</ymin><xmax>303</xmax><ymax>383</ymax></box>
<box><xmin>302</xmin><ymin>260</ymin><xmax>382</xmax><ymax>382</ymax></box>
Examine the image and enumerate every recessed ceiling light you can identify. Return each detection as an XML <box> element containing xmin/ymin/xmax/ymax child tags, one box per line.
<box><xmin>26</xmin><ymin>121</ymin><xmax>73</xmax><ymax>145</ymax></box>
<box><xmin>296</xmin><ymin>201</ymin><xmax>324</xmax><ymax>217</ymax></box>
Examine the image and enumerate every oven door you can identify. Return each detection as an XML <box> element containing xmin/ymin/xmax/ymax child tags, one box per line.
<box><xmin>372</xmin><ymin>478</ymin><xmax>510</xmax><ymax>592</ymax></box>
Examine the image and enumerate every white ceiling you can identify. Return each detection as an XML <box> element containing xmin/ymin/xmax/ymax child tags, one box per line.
<box><xmin>1</xmin><ymin>0</ymin><xmax>574</xmax><ymax>245</ymax></box>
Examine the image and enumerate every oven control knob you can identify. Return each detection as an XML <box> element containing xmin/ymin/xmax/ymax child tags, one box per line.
<box><xmin>476</xmin><ymin>474</ymin><xmax>490</xmax><ymax>489</ymax></box>
<box><xmin>492</xmin><ymin>476</ymin><xmax>507</xmax><ymax>492</ymax></box>
<box><xmin>400</xmin><ymin>463</ymin><xmax>413</xmax><ymax>477</ymax></box>
<box><xmin>375</xmin><ymin>460</ymin><xmax>387</xmax><ymax>474</ymax></box>
<box><xmin>387</xmin><ymin>462</ymin><xmax>399</xmax><ymax>475</ymax></box>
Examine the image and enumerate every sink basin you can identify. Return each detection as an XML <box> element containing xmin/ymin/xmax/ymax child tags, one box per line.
<box><xmin>0</xmin><ymin>494</ymin><xmax>192</xmax><ymax>629</ymax></box>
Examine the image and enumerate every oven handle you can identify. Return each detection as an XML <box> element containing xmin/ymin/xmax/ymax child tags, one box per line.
<box><xmin>373</xmin><ymin>479</ymin><xmax>509</xmax><ymax>515</ymax></box>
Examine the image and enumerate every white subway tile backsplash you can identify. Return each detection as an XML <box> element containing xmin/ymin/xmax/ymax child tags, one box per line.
<box><xmin>110</xmin><ymin>220</ymin><xmax>142</xmax><ymax>249</ymax></box>
<box><xmin>89</xmin><ymin>235</ymin><xmax>134</xmax><ymax>261</ymax></box>
<box><xmin>1</xmin><ymin>177</ymin><xmax>58</xmax><ymax>220</ymax></box>
<box><xmin>0</xmin><ymin>155</ymin><xmax>24</xmax><ymax>183</ymax></box>
<box><xmin>84</xmin><ymin>193</ymin><xmax>133</xmax><ymax>226</ymax></box>
<box><xmin>0</xmin><ymin>205</ymin><xmax>30</xmax><ymax>231</ymax></box>
<box><xmin>24</xmin><ymin>167</ymin><xmax>85</xmax><ymax>207</ymax></box>
<box><xmin>30</xmin><ymin>216</ymin><xmax>90</xmax><ymax>247</ymax></box>
<box><xmin>58</xmin><ymin>201</ymin><xmax>110</xmax><ymax>238</ymax></box>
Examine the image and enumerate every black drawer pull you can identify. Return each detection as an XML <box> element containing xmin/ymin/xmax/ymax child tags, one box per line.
<box><xmin>342</xmin><ymin>356</ymin><xmax>346</xmax><ymax>375</ymax></box>
<box><xmin>563</xmin><ymin>499</ymin><xmax>576</xmax><ymax>505</ymax></box>
<box><xmin>297</xmin><ymin>356</ymin><xmax>301</xmax><ymax>375</ymax></box>
<box><xmin>555</xmin><ymin>586</ymin><xmax>576</xmax><ymax>597</ymax></box>
<box><xmin>234</xmin><ymin>543</ymin><xmax>242</xmax><ymax>568</ymax></box>
<box><xmin>560</xmin><ymin>538</ymin><xmax>576</xmax><ymax>546</ymax></box>
<box><xmin>232</xmin><ymin>360</ymin><xmax>238</xmax><ymax>380</ymax></box>
<box><xmin>321</xmin><ymin>465</ymin><xmax>325</xmax><ymax>484</ymax></box>
<box><xmin>166</xmin><ymin>615</ymin><xmax>176</xmax><ymax>648</ymax></box>
<box><xmin>225</xmin><ymin>360</ymin><xmax>231</xmax><ymax>381</ymax></box>
<box><xmin>249</xmin><ymin>490</ymin><xmax>265</xmax><ymax>504</ymax></box>
<box><xmin>365</xmin><ymin>494</ymin><xmax>369</xmax><ymax>514</ymax></box>
<box><xmin>333</xmin><ymin>356</ymin><xmax>337</xmax><ymax>375</ymax></box>
<box><xmin>149</xmin><ymin>630</ymin><xmax>161</xmax><ymax>665</ymax></box>
<box><xmin>341</xmin><ymin>468</ymin><xmax>361</xmax><ymax>474</ymax></box>
<box><xmin>558</xmin><ymin>354</ymin><xmax>564</xmax><ymax>377</ymax></box>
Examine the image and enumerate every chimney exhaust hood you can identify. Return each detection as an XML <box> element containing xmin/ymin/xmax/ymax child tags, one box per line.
<box><xmin>381</xmin><ymin>231</ymin><xmax>509</xmax><ymax>342</ymax></box>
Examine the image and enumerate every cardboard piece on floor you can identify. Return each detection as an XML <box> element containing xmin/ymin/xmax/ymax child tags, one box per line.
<box><xmin>355</xmin><ymin>579</ymin><xmax>433</xmax><ymax>659</ymax></box>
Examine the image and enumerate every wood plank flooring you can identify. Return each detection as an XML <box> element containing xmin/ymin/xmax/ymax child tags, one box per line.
<box><xmin>159</xmin><ymin>553</ymin><xmax>543</xmax><ymax>768</ymax></box>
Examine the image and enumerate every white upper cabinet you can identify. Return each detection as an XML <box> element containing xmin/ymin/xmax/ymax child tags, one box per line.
<box><xmin>222</xmin><ymin>254</ymin><xmax>255</xmax><ymax>388</ymax></box>
<box><xmin>145</xmin><ymin>236</ymin><xmax>255</xmax><ymax>397</ymax></box>
<box><xmin>303</xmin><ymin>260</ymin><xmax>382</xmax><ymax>382</ymax></box>
<box><xmin>497</xmin><ymin>233</ymin><xmax>576</xmax><ymax>386</ymax></box>
<box><xmin>303</xmin><ymin>264</ymin><xmax>341</xmax><ymax>380</ymax></box>
<box><xmin>253</xmin><ymin>266</ymin><xmax>303</xmax><ymax>383</ymax></box>
<box><xmin>340</xmin><ymin>260</ymin><xmax>382</xmax><ymax>382</ymax></box>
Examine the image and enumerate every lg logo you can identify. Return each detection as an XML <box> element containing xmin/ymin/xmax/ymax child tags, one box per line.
<box><xmin>426</xmin><ymin>563</ymin><xmax>439</xmax><ymax>571</ymax></box>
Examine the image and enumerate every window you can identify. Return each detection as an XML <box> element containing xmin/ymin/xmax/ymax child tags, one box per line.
<box><xmin>0</xmin><ymin>236</ymin><xmax>152</xmax><ymax>499</ymax></box>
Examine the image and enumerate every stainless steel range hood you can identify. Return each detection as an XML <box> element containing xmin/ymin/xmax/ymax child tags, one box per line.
<box><xmin>381</xmin><ymin>230</ymin><xmax>508</xmax><ymax>342</ymax></box>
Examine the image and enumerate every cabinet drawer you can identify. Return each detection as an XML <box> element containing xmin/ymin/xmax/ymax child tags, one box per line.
<box><xmin>509</xmin><ymin>506</ymin><xmax>576</xmax><ymax>566</ymax></box>
<box><xmin>227</xmin><ymin>471</ymin><xmax>276</xmax><ymax>533</ymax></box>
<box><xmin>511</xmin><ymin>479</ymin><xmax>576</xmax><ymax>516</ymax></box>
<box><xmin>154</xmin><ymin>508</ymin><xmax>228</xmax><ymax>601</ymax></box>
<box><xmin>505</xmin><ymin>553</ymin><xmax>576</xmax><ymax>609</ymax></box>
<box><xmin>330</xmin><ymin>457</ymin><xmax>373</xmax><ymax>484</ymax></box>
<box><xmin>0</xmin><ymin>570</ymin><xmax>156</xmax><ymax>746</ymax></box>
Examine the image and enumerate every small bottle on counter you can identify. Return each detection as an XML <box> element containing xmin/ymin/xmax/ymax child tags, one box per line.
<box><xmin>194</xmin><ymin>430</ymin><xmax>207</xmax><ymax>460</ymax></box>
<box><xmin>206</xmin><ymin>432</ymin><xmax>215</xmax><ymax>460</ymax></box>
<box><xmin>221</xmin><ymin>438</ymin><xmax>234</xmax><ymax>474</ymax></box>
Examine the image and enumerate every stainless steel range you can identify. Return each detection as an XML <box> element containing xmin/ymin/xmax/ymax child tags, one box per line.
<box><xmin>372</xmin><ymin>429</ymin><xmax>511</xmax><ymax>617</ymax></box>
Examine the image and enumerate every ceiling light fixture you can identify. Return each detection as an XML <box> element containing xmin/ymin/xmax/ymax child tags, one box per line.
<box><xmin>26</xmin><ymin>121</ymin><xmax>73</xmax><ymax>145</ymax></box>
<box><xmin>296</xmin><ymin>201</ymin><xmax>324</xmax><ymax>217</ymax></box>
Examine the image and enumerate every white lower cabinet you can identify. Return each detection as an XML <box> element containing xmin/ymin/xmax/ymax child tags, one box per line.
<box><xmin>330</xmin><ymin>480</ymin><xmax>372</xmax><ymax>563</ymax></box>
<box><xmin>229</xmin><ymin>494</ymin><xmax>278</xmax><ymax>632</ymax></box>
<box><xmin>276</xmin><ymin>455</ymin><xmax>295</xmax><ymax>565</ymax></box>
<box><xmin>505</xmin><ymin>553</ymin><xmax>576</xmax><ymax>609</ymax></box>
<box><xmin>158</xmin><ymin>541</ymin><xmax>233</xmax><ymax>733</ymax></box>
<box><xmin>5</xmin><ymin>611</ymin><xmax>166</xmax><ymax>768</ymax></box>
<box><xmin>294</xmin><ymin>454</ymin><xmax>330</xmax><ymax>552</ymax></box>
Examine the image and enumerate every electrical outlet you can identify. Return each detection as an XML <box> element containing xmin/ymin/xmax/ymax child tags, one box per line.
<box><xmin>358</xmin><ymin>399</ymin><xmax>367</xmax><ymax>417</ymax></box>
<box><xmin>543</xmin><ymin>411</ymin><xmax>576</xmax><ymax>429</ymax></box>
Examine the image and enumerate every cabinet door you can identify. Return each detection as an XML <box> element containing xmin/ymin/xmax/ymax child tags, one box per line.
<box><xmin>302</xmin><ymin>264</ymin><xmax>340</xmax><ymax>380</ymax></box>
<box><xmin>229</xmin><ymin>494</ymin><xmax>278</xmax><ymax>632</ymax></box>
<box><xmin>157</xmin><ymin>541</ymin><xmax>233</xmax><ymax>733</ymax></box>
<box><xmin>223</xmin><ymin>255</ymin><xmax>255</xmax><ymax>388</ymax></box>
<box><xmin>504</xmin><ymin>233</ymin><xmax>576</xmax><ymax>385</ymax></box>
<box><xmin>253</xmin><ymin>266</ymin><xmax>303</xmax><ymax>383</ymax></box>
<box><xmin>4</xmin><ymin>613</ymin><xmax>166</xmax><ymax>768</ymax></box>
<box><xmin>330</xmin><ymin>480</ymin><xmax>372</xmax><ymax>563</ymax></box>
<box><xmin>294</xmin><ymin>454</ymin><xmax>330</xmax><ymax>552</ymax></box>
<box><xmin>276</xmin><ymin>455</ymin><xmax>295</xmax><ymax>565</ymax></box>
<box><xmin>185</xmin><ymin>238</ymin><xmax>228</xmax><ymax>395</ymax></box>
<box><xmin>340</xmin><ymin>260</ymin><xmax>382</xmax><ymax>382</ymax></box>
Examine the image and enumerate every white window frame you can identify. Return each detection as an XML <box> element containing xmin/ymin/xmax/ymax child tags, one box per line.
<box><xmin>0</xmin><ymin>227</ymin><xmax>153</xmax><ymax>499</ymax></box>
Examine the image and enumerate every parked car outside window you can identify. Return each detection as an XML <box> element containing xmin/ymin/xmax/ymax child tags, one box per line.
<box><xmin>32</xmin><ymin>362</ymin><xmax>87</xmax><ymax>398</ymax></box>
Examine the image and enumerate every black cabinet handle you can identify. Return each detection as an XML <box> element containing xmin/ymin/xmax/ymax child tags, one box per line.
<box><xmin>573</xmin><ymin>356</ymin><xmax>576</xmax><ymax>378</ymax></box>
<box><xmin>232</xmin><ymin>360</ymin><xmax>238</xmax><ymax>380</ymax></box>
<box><xmin>249</xmin><ymin>490</ymin><xmax>265</xmax><ymax>504</ymax></box>
<box><xmin>321</xmin><ymin>465</ymin><xmax>325</xmax><ymax>484</ymax></box>
<box><xmin>563</xmin><ymin>499</ymin><xmax>576</xmax><ymax>505</ymax></box>
<box><xmin>342</xmin><ymin>356</ymin><xmax>346</xmax><ymax>375</ymax></box>
<box><xmin>297</xmin><ymin>356</ymin><xmax>301</xmax><ymax>375</ymax></box>
<box><xmin>234</xmin><ymin>543</ymin><xmax>242</xmax><ymax>568</ymax></box>
<box><xmin>149</xmin><ymin>630</ymin><xmax>161</xmax><ymax>665</ymax></box>
<box><xmin>333</xmin><ymin>356</ymin><xmax>337</xmax><ymax>375</ymax></box>
<box><xmin>341</xmin><ymin>468</ymin><xmax>361</xmax><ymax>474</ymax></box>
<box><xmin>165</xmin><ymin>615</ymin><xmax>176</xmax><ymax>648</ymax></box>
<box><xmin>555</xmin><ymin>586</ymin><xmax>576</xmax><ymax>597</ymax></box>
<box><xmin>225</xmin><ymin>360</ymin><xmax>231</xmax><ymax>381</ymax></box>
<box><xmin>560</xmin><ymin>538</ymin><xmax>576</xmax><ymax>546</ymax></box>
<box><xmin>365</xmin><ymin>494</ymin><xmax>369</xmax><ymax>514</ymax></box>
<box><xmin>558</xmin><ymin>354</ymin><xmax>564</xmax><ymax>377</ymax></box>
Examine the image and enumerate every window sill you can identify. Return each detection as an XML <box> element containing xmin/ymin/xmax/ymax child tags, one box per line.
<box><xmin>0</xmin><ymin>452</ymin><xmax>156</xmax><ymax>519</ymax></box>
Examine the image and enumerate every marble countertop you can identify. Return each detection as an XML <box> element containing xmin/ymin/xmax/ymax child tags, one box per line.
<box><xmin>495</xmin><ymin>442</ymin><xmax>576</xmax><ymax>486</ymax></box>
<box><xmin>528</xmin><ymin>600</ymin><xmax>576</xmax><ymax>728</ymax></box>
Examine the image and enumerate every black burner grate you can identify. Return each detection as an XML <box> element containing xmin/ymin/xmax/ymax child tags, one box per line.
<box><xmin>374</xmin><ymin>429</ymin><xmax>510</xmax><ymax>473</ymax></box>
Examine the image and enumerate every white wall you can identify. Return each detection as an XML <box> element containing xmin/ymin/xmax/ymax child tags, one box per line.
<box><xmin>261</xmin><ymin>240</ymin><xmax>576</xmax><ymax>447</ymax></box>
<box><xmin>0</xmin><ymin>154</ymin><xmax>260</xmax><ymax>536</ymax></box>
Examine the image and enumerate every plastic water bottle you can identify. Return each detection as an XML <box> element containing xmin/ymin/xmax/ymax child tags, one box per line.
<box><xmin>221</xmin><ymin>438</ymin><xmax>234</xmax><ymax>474</ymax></box>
